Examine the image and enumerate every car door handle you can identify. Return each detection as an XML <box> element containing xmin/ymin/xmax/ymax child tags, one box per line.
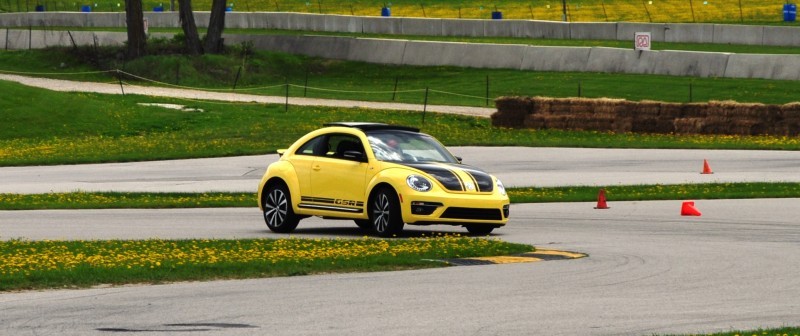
<box><xmin>312</xmin><ymin>164</ymin><xmax>321</xmax><ymax>171</ymax></box>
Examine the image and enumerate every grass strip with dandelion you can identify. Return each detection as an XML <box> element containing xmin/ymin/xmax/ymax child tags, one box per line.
<box><xmin>0</xmin><ymin>236</ymin><xmax>534</xmax><ymax>291</ymax></box>
<box><xmin>1</xmin><ymin>183</ymin><xmax>798</xmax><ymax>210</ymax></box>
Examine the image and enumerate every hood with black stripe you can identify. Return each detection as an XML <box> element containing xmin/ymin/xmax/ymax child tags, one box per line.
<box><xmin>401</xmin><ymin>163</ymin><xmax>495</xmax><ymax>193</ymax></box>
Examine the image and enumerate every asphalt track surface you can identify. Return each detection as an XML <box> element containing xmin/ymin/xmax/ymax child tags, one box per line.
<box><xmin>2</xmin><ymin>147</ymin><xmax>800</xmax><ymax>193</ymax></box>
<box><xmin>1</xmin><ymin>147</ymin><xmax>799</xmax><ymax>335</ymax></box>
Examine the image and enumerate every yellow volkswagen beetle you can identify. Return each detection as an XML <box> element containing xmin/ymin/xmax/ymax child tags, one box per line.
<box><xmin>257</xmin><ymin>122</ymin><xmax>509</xmax><ymax>237</ymax></box>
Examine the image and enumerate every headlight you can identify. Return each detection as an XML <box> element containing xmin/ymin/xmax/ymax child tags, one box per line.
<box><xmin>496</xmin><ymin>179</ymin><xmax>507</xmax><ymax>196</ymax></box>
<box><xmin>406</xmin><ymin>175</ymin><xmax>432</xmax><ymax>192</ymax></box>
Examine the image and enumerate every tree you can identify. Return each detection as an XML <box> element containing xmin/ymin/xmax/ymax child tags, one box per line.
<box><xmin>205</xmin><ymin>0</ymin><xmax>227</xmax><ymax>54</ymax></box>
<box><xmin>124</xmin><ymin>0</ymin><xmax>147</xmax><ymax>59</ymax></box>
<box><xmin>178</xmin><ymin>0</ymin><xmax>203</xmax><ymax>55</ymax></box>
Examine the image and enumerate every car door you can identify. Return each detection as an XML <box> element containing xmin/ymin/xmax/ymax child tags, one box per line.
<box><xmin>307</xmin><ymin>134</ymin><xmax>369</xmax><ymax>214</ymax></box>
<box><xmin>289</xmin><ymin>135</ymin><xmax>327</xmax><ymax>199</ymax></box>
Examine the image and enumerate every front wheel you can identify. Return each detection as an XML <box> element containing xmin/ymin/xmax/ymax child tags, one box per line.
<box><xmin>369</xmin><ymin>187</ymin><xmax>404</xmax><ymax>237</ymax></box>
<box><xmin>465</xmin><ymin>225</ymin><xmax>496</xmax><ymax>236</ymax></box>
<box><xmin>262</xmin><ymin>183</ymin><xmax>300</xmax><ymax>233</ymax></box>
<box><xmin>354</xmin><ymin>219</ymin><xmax>371</xmax><ymax>230</ymax></box>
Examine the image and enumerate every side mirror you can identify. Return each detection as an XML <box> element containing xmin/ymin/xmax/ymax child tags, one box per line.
<box><xmin>343</xmin><ymin>150</ymin><xmax>366</xmax><ymax>162</ymax></box>
<box><xmin>455</xmin><ymin>156</ymin><xmax>463</xmax><ymax>163</ymax></box>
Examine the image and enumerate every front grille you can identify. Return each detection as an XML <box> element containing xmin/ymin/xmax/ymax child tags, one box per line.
<box><xmin>441</xmin><ymin>207</ymin><xmax>502</xmax><ymax>221</ymax></box>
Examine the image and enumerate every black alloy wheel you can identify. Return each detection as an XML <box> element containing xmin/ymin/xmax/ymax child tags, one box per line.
<box><xmin>263</xmin><ymin>183</ymin><xmax>300</xmax><ymax>233</ymax></box>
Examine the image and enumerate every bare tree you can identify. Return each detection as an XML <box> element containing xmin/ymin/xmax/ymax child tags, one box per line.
<box><xmin>178</xmin><ymin>0</ymin><xmax>203</xmax><ymax>55</ymax></box>
<box><xmin>204</xmin><ymin>0</ymin><xmax>227</xmax><ymax>54</ymax></box>
<box><xmin>124</xmin><ymin>0</ymin><xmax>147</xmax><ymax>59</ymax></box>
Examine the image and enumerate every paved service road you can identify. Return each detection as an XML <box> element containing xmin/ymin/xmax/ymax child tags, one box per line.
<box><xmin>1</xmin><ymin>147</ymin><xmax>799</xmax><ymax>193</ymax></box>
<box><xmin>1</xmin><ymin>199</ymin><xmax>799</xmax><ymax>335</ymax></box>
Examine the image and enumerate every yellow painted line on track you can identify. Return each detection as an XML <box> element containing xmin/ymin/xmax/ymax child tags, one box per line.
<box><xmin>447</xmin><ymin>249</ymin><xmax>586</xmax><ymax>266</ymax></box>
<box><xmin>465</xmin><ymin>256</ymin><xmax>544</xmax><ymax>264</ymax></box>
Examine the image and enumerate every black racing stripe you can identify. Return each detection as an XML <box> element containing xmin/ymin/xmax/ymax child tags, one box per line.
<box><xmin>403</xmin><ymin>163</ymin><xmax>464</xmax><ymax>191</ymax></box>
<box><xmin>301</xmin><ymin>196</ymin><xmax>336</xmax><ymax>204</ymax></box>
<box><xmin>460</xmin><ymin>166</ymin><xmax>494</xmax><ymax>193</ymax></box>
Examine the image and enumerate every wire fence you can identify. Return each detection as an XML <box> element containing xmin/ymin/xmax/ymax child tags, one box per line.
<box><xmin>5</xmin><ymin>64</ymin><xmax>800</xmax><ymax>112</ymax></box>
<box><xmin>0</xmin><ymin>0</ymin><xmax>794</xmax><ymax>23</ymax></box>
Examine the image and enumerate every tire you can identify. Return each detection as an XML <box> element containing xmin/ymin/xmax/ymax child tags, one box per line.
<box><xmin>354</xmin><ymin>219</ymin><xmax>372</xmax><ymax>230</ymax></box>
<box><xmin>262</xmin><ymin>183</ymin><xmax>300</xmax><ymax>233</ymax></box>
<box><xmin>368</xmin><ymin>187</ymin><xmax>404</xmax><ymax>237</ymax></box>
<box><xmin>465</xmin><ymin>225</ymin><xmax>495</xmax><ymax>236</ymax></box>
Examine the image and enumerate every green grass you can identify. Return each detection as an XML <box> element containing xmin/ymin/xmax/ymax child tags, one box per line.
<box><xmin>664</xmin><ymin>327</ymin><xmax>800</xmax><ymax>336</ymax></box>
<box><xmin>2</xmin><ymin>91</ymin><xmax>800</xmax><ymax>166</ymax></box>
<box><xmin>507</xmin><ymin>182</ymin><xmax>800</xmax><ymax>203</ymax></box>
<box><xmin>0</xmin><ymin>236</ymin><xmax>534</xmax><ymax>291</ymax></box>
<box><xmin>3</xmin><ymin>183</ymin><xmax>798</xmax><ymax>210</ymax></box>
<box><xmin>1</xmin><ymin>77</ymin><xmax>799</xmax><ymax>167</ymax></box>
<box><xmin>5</xmin><ymin>47</ymin><xmax>800</xmax><ymax>109</ymax></box>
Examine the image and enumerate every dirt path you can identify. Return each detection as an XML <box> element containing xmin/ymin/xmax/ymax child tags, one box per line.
<box><xmin>0</xmin><ymin>74</ymin><xmax>496</xmax><ymax>118</ymax></box>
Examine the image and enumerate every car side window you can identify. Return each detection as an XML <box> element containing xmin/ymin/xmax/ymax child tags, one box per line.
<box><xmin>296</xmin><ymin>136</ymin><xmax>326</xmax><ymax>156</ymax></box>
<box><xmin>326</xmin><ymin>134</ymin><xmax>364</xmax><ymax>160</ymax></box>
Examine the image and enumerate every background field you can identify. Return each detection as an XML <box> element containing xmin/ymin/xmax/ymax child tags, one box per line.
<box><xmin>1</xmin><ymin>0</ymin><xmax>793</xmax><ymax>23</ymax></box>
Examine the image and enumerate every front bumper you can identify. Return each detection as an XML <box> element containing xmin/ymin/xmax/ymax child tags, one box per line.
<box><xmin>399</xmin><ymin>191</ymin><xmax>510</xmax><ymax>226</ymax></box>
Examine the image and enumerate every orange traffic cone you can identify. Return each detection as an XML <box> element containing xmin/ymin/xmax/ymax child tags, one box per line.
<box><xmin>681</xmin><ymin>201</ymin><xmax>702</xmax><ymax>216</ymax></box>
<box><xmin>594</xmin><ymin>189</ymin><xmax>610</xmax><ymax>209</ymax></box>
<box><xmin>701</xmin><ymin>159</ymin><xmax>713</xmax><ymax>174</ymax></box>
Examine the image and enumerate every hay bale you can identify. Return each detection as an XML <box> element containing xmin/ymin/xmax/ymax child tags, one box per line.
<box><xmin>615</xmin><ymin>100</ymin><xmax>639</xmax><ymax>119</ymax></box>
<box><xmin>673</xmin><ymin>118</ymin><xmax>704</xmax><ymax>134</ymax></box>
<box><xmin>729</xmin><ymin>120</ymin><xmax>760</xmax><ymax>135</ymax></box>
<box><xmin>658</xmin><ymin>102</ymin><xmax>682</xmax><ymax>119</ymax></box>
<box><xmin>702</xmin><ymin>116</ymin><xmax>732</xmax><ymax>134</ymax></box>
<box><xmin>523</xmin><ymin>115</ymin><xmax>546</xmax><ymax>129</ymax></box>
<box><xmin>613</xmin><ymin>117</ymin><xmax>634</xmax><ymax>133</ymax></box>
<box><xmin>680</xmin><ymin>103</ymin><xmax>707</xmax><ymax>118</ymax></box>
<box><xmin>632</xmin><ymin>100</ymin><xmax>661</xmax><ymax>119</ymax></box>
<box><xmin>492</xmin><ymin>96</ymin><xmax>533</xmax><ymax>128</ymax></box>
<box><xmin>632</xmin><ymin>118</ymin><xmax>661</xmax><ymax>133</ymax></box>
<box><xmin>579</xmin><ymin>117</ymin><xmax>616</xmax><ymax>131</ymax></box>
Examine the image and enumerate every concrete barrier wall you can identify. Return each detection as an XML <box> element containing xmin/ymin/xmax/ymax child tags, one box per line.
<box><xmin>6</xmin><ymin>29</ymin><xmax>800</xmax><ymax>81</ymax></box>
<box><xmin>5</xmin><ymin>12</ymin><xmax>800</xmax><ymax>47</ymax></box>
<box><xmin>663</xmin><ymin>23</ymin><xmax>714</xmax><ymax>43</ymax></box>
<box><xmin>527</xmin><ymin>21</ymin><xmax>570</xmax><ymax>39</ymax></box>
<box><xmin>571</xmin><ymin>22</ymin><xmax>617</xmax><ymax>40</ymax></box>
<box><xmin>653</xmin><ymin>50</ymin><xmax>730</xmax><ymax>78</ymax></box>
<box><xmin>520</xmin><ymin>46</ymin><xmax>591</xmax><ymax>72</ymax></box>
<box><xmin>441</xmin><ymin>19</ymin><xmax>484</xmax><ymax>37</ymax></box>
<box><xmin>713</xmin><ymin>24</ymin><xmax>764</xmax><ymax>45</ymax></box>
<box><xmin>725</xmin><ymin>54</ymin><xmax>800</xmax><ymax>81</ymax></box>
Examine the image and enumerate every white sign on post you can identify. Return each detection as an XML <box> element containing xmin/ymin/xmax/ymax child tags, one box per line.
<box><xmin>634</xmin><ymin>32</ymin><xmax>651</xmax><ymax>50</ymax></box>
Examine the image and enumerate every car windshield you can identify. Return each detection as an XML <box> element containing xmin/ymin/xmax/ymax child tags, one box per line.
<box><xmin>367</xmin><ymin>131</ymin><xmax>458</xmax><ymax>164</ymax></box>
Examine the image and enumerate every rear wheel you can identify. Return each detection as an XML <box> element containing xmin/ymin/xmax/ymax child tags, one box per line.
<box><xmin>262</xmin><ymin>183</ymin><xmax>300</xmax><ymax>233</ymax></box>
<box><xmin>369</xmin><ymin>187</ymin><xmax>404</xmax><ymax>237</ymax></box>
<box><xmin>465</xmin><ymin>225</ymin><xmax>496</xmax><ymax>236</ymax></box>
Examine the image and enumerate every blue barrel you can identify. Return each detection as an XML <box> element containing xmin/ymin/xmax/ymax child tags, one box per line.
<box><xmin>35</xmin><ymin>4</ymin><xmax>45</xmax><ymax>11</ymax></box>
<box><xmin>225</xmin><ymin>6</ymin><xmax>232</xmax><ymax>11</ymax></box>
<box><xmin>153</xmin><ymin>5</ymin><xmax>163</xmax><ymax>11</ymax></box>
<box><xmin>491</xmin><ymin>11</ymin><xmax>502</xmax><ymax>20</ymax></box>
<box><xmin>784</xmin><ymin>3</ymin><xmax>797</xmax><ymax>22</ymax></box>
<box><xmin>80</xmin><ymin>4</ymin><xmax>91</xmax><ymax>12</ymax></box>
<box><xmin>381</xmin><ymin>7</ymin><xmax>391</xmax><ymax>17</ymax></box>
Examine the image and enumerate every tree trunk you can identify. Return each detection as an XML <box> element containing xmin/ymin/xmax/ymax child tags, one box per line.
<box><xmin>204</xmin><ymin>0</ymin><xmax>227</xmax><ymax>54</ymax></box>
<box><xmin>178</xmin><ymin>0</ymin><xmax>203</xmax><ymax>55</ymax></box>
<box><xmin>124</xmin><ymin>0</ymin><xmax>147</xmax><ymax>59</ymax></box>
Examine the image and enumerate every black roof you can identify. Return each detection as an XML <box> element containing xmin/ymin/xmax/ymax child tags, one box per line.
<box><xmin>323</xmin><ymin>122</ymin><xmax>420</xmax><ymax>133</ymax></box>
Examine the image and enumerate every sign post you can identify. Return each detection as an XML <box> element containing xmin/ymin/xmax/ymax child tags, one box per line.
<box><xmin>634</xmin><ymin>32</ymin><xmax>651</xmax><ymax>50</ymax></box>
